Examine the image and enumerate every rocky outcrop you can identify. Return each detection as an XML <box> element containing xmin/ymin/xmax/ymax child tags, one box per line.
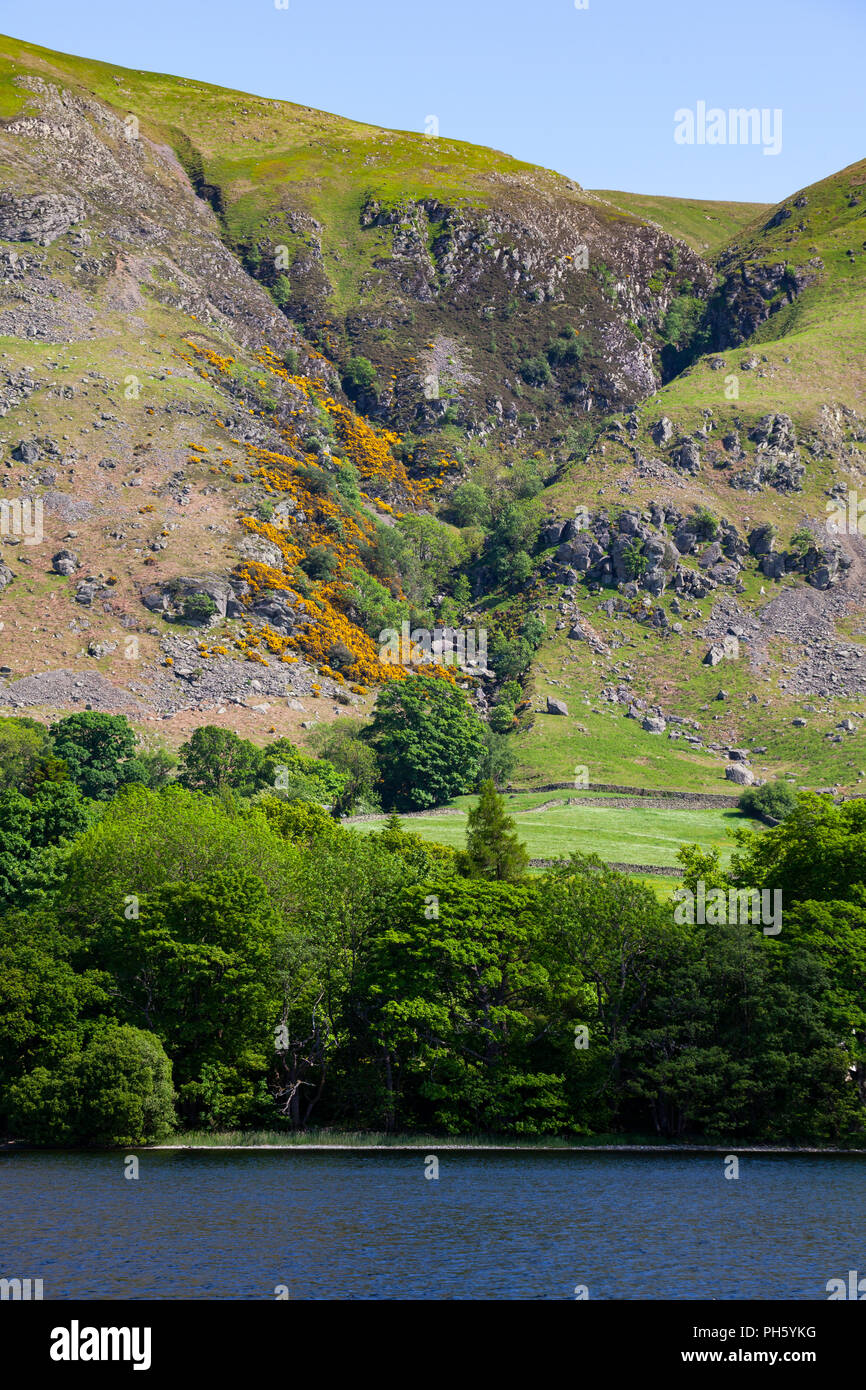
<box><xmin>541</xmin><ymin>504</ymin><xmax>752</xmax><ymax>602</ymax></box>
<box><xmin>0</xmin><ymin>192</ymin><xmax>84</xmax><ymax>245</ymax></box>
<box><xmin>642</xmin><ymin>714</ymin><xmax>666</xmax><ymax>733</ymax></box>
<box><xmin>729</xmin><ymin>413</ymin><xmax>804</xmax><ymax>492</ymax></box>
<box><xmin>52</xmin><ymin>549</ymin><xmax>80</xmax><ymax>576</ymax></box>
<box><xmin>287</xmin><ymin>187</ymin><xmax>716</xmax><ymax>434</ymax></box>
<box><xmin>0</xmin><ymin>76</ymin><xmax>311</xmax><ymax>361</ymax></box>
<box><xmin>141</xmin><ymin>575</ymin><xmax>237</xmax><ymax>620</ymax></box>
<box><xmin>706</xmin><ymin>254</ymin><xmax>819</xmax><ymax>349</ymax></box>
<box><xmin>673</xmin><ymin>438</ymin><xmax>701</xmax><ymax>475</ymax></box>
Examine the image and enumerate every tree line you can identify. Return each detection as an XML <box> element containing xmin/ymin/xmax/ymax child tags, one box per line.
<box><xmin>0</xmin><ymin>701</ymin><xmax>864</xmax><ymax>1145</ymax></box>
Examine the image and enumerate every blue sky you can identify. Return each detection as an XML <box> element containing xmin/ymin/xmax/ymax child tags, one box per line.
<box><xmin>2</xmin><ymin>0</ymin><xmax>863</xmax><ymax>202</ymax></box>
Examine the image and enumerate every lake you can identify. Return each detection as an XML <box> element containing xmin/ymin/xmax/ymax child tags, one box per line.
<box><xmin>2</xmin><ymin>1150</ymin><xmax>864</xmax><ymax>1300</ymax></box>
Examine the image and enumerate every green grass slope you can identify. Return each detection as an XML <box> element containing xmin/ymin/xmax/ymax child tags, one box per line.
<box><xmin>590</xmin><ymin>190</ymin><xmax>770</xmax><ymax>256</ymax></box>
<box><xmin>510</xmin><ymin>162</ymin><xmax>866</xmax><ymax>795</ymax></box>
<box><xmin>0</xmin><ymin>32</ymin><xmax>597</xmax><ymax>294</ymax></box>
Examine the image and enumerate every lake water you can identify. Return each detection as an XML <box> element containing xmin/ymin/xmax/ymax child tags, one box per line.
<box><xmin>2</xmin><ymin>1150</ymin><xmax>864</xmax><ymax>1300</ymax></box>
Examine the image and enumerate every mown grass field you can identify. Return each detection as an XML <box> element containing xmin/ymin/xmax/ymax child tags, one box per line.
<box><xmin>355</xmin><ymin>797</ymin><xmax>746</xmax><ymax>870</ymax></box>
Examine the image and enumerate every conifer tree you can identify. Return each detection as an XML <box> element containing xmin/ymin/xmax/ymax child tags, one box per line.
<box><xmin>462</xmin><ymin>779</ymin><xmax>529</xmax><ymax>881</ymax></box>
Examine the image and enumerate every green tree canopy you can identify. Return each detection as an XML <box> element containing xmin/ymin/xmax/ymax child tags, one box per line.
<box><xmin>0</xmin><ymin>716</ymin><xmax>59</xmax><ymax>792</ymax></box>
<box><xmin>260</xmin><ymin>737</ymin><xmax>347</xmax><ymax>804</ymax></box>
<box><xmin>63</xmin><ymin>785</ymin><xmax>301</xmax><ymax>934</ymax></box>
<box><xmin>448</xmin><ymin>482</ymin><xmax>491</xmax><ymax>528</ymax></box>
<box><xmin>119</xmin><ymin>869</ymin><xmax>280</xmax><ymax>1125</ymax></box>
<box><xmin>342</xmin><ymin>355</ymin><xmax>378</xmax><ymax>394</ymax></box>
<box><xmin>0</xmin><ymin>912</ymin><xmax>110</xmax><ymax>1115</ymax></box>
<box><xmin>8</xmin><ymin>1023</ymin><xmax>175</xmax><ymax>1146</ymax></box>
<box><xmin>730</xmin><ymin>793</ymin><xmax>866</xmax><ymax>905</ymax></box>
<box><xmin>477</xmin><ymin>726</ymin><xmax>517</xmax><ymax>787</ymax></box>
<box><xmin>306</xmin><ymin>720</ymin><xmax>381</xmax><ymax>813</ymax></box>
<box><xmin>367</xmin><ymin>673</ymin><xmax>487</xmax><ymax>810</ymax></box>
<box><xmin>0</xmin><ymin>781</ymin><xmax>90</xmax><ymax>908</ymax></box>
<box><xmin>258</xmin><ymin>795</ymin><xmax>344</xmax><ymax>846</ymax></box>
<box><xmin>365</xmin><ymin>879</ymin><xmax>573</xmax><ymax>1133</ymax></box>
<box><xmin>177</xmin><ymin>725</ymin><xmax>268</xmax><ymax>797</ymax></box>
<box><xmin>49</xmin><ymin>712</ymin><xmax>147</xmax><ymax>800</ymax></box>
<box><xmin>738</xmin><ymin>779</ymin><xmax>799</xmax><ymax>822</ymax></box>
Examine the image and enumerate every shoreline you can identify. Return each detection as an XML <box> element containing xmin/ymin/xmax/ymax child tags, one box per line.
<box><xmin>5</xmin><ymin>1138</ymin><xmax>866</xmax><ymax>1155</ymax></box>
<box><xmin>145</xmin><ymin>1143</ymin><xmax>866</xmax><ymax>1154</ymax></box>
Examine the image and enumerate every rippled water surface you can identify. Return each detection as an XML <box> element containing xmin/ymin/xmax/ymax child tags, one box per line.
<box><xmin>2</xmin><ymin>1151</ymin><xmax>864</xmax><ymax>1299</ymax></box>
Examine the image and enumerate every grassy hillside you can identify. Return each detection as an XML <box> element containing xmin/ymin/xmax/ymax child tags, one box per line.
<box><xmin>511</xmin><ymin>159</ymin><xmax>866</xmax><ymax>794</ymax></box>
<box><xmin>0</xmin><ymin>32</ymin><xmax>724</xmax><ymax>436</ymax></box>
<box><xmin>590</xmin><ymin>190</ymin><xmax>769</xmax><ymax>256</ymax></box>
<box><xmin>0</xmin><ymin>34</ymin><xmax>590</xmax><ymax>209</ymax></box>
<box><xmin>0</xmin><ymin>32</ymin><xmax>863</xmax><ymax>799</ymax></box>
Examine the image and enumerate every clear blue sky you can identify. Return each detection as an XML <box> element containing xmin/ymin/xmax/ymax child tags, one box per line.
<box><xmin>2</xmin><ymin>0</ymin><xmax>863</xmax><ymax>202</ymax></box>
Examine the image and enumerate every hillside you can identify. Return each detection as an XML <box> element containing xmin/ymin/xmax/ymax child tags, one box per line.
<box><xmin>0</xmin><ymin>33</ymin><xmax>864</xmax><ymax>795</ymax></box>
<box><xmin>517</xmin><ymin>159</ymin><xmax>866</xmax><ymax>792</ymax></box>
<box><xmin>589</xmin><ymin>190</ymin><xmax>770</xmax><ymax>256</ymax></box>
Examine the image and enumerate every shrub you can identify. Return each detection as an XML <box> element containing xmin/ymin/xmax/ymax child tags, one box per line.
<box><xmin>302</xmin><ymin>545</ymin><xmax>340</xmax><ymax>581</ymax></box>
<box><xmin>661</xmin><ymin>289</ymin><xmax>704</xmax><ymax>349</ymax></box>
<box><xmin>182</xmin><ymin>592</ymin><xmax>218</xmax><ymax>625</ymax></box>
<box><xmin>546</xmin><ymin>326</ymin><xmax>584</xmax><ymax>366</ymax></box>
<box><xmin>272</xmin><ymin>275</ymin><xmax>292</xmax><ymax>307</ymax></box>
<box><xmin>477</xmin><ymin>727</ymin><xmax>516</xmax><ymax>786</ymax></box>
<box><xmin>448</xmin><ymin>482</ymin><xmax>490</xmax><ymax>528</ymax></box>
<box><xmin>621</xmin><ymin>539</ymin><xmax>649</xmax><ymax>580</ymax></box>
<box><xmin>489</xmin><ymin>635</ymin><xmax>533</xmax><ymax>681</ymax></box>
<box><xmin>519</xmin><ymin>355</ymin><xmax>553</xmax><ymax>387</ymax></box>
<box><xmin>327</xmin><ymin>640</ymin><xmax>356</xmax><ymax>671</ymax></box>
<box><xmin>294</xmin><ymin>462</ymin><xmax>332</xmax><ymax>496</ymax></box>
<box><xmin>738</xmin><ymin>780</ymin><xmax>799</xmax><ymax>822</ymax></box>
<box><xmin>512</xmin><ymin>550</ymin><xmax>534</xmax><ymax>582</ymax></box>
<box><xmin>8</xmin><ymin>1024</ymin><xmax>175</xmax><ymax>1146</ymax></box>
<box><xmin>342</xmin><ymin>356</ymin><xmax>378</xmax><ymax>394</ymax></box>
<box><xmin>489</xmin><ymin>703</ymin><xmax>517</xmax><ymax>733</ymax></box>
<box><xmin>692</xmin><ymin>507</ymin><xmax>719</xmax><ymax>542</ymax></box>
<box><xmin>496</xmin><ymin>680</ymin><xmax>523</xmax><ymax>707</ymax></box>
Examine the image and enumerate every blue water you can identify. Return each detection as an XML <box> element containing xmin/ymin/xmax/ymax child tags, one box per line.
<box><xmin>2</xmin><ymin>1151</ymin><xmax>864</xmax><ymax>1299</ymax></box>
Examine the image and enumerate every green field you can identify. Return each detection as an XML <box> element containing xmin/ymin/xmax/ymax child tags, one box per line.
<box><xmin>355</xmin><ymin>798</ymin><xmax>747</xmax><ymax>869</ymax></box>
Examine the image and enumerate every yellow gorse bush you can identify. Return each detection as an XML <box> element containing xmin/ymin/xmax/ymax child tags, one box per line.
<box><xmin>164</xmin><ymin>339</ymin><xmax>459</xmax><ymax>688</ymax></box>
